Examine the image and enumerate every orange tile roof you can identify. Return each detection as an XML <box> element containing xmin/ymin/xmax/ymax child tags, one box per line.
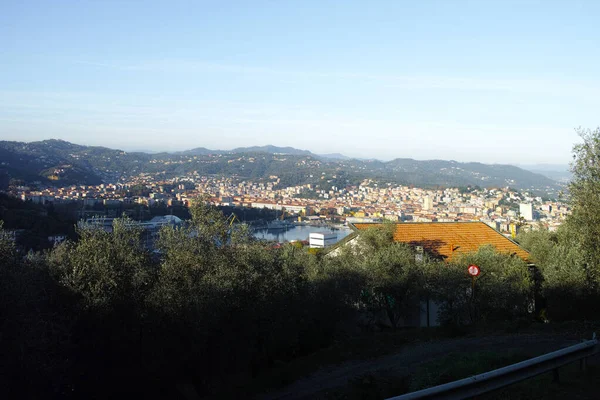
<box><xmin>352</xmin><ymin>222</ymin><xmax>530</xmax><ymax>262</ymax></box>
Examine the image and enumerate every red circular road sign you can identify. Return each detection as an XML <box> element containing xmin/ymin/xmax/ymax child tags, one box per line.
<box><xmin>468</xmin><ymin>264</ymin><xmax>480</xmax><ymax>277</ymax></box>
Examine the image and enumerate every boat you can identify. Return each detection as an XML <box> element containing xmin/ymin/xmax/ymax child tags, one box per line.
<box><xmin>266</xmin><ymin>220</ymin><xmax>293</xmax><ymax>230</ymax></box>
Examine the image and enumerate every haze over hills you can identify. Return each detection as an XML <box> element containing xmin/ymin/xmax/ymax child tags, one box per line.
<box><xmin>0</xmin><ymin>139</ymin><xmax>562</xmax><ymax>196</ymax></box>
<box><xmin>519</xmin><ymin>164</ymin><xmax>572</xmax><ymax>183</ymax></box>
<box><xmin>177</xmin><ymin>145</ymin><xmax>347</xmax><ymax>160</ymax></box>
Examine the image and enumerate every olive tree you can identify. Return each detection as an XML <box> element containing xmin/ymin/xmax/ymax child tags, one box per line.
<box><xmin>48</xmin><ymin>217</ymin><xmax>155</xmax><ymax>311</ymax></box>
<box><xmin>0</xmin><ymin>222</ymin><xmax>75</xmax><ymax>397</ymax></box>
<box><xmin>0</xmin><ymin>220</ymin><xmax>16</xmax><ymax>266</ymax></box>
<box><xmin>149</xmin><ymin>200</ymin><xmax>344</xmax><ymax>384</ymax></box>
<box><xmin>565</xmin><ymin>127</ymin><xmax>600</xmax><ymax>289</ymax></box>
<box><xmin>512</xmin><ymin>127</ymin><xmax>600</xmax><ymax>320</ymax></box>
<box><xmin>336</xmin><ymin>224</ymin><xmax>427</xmax><ymax>329</ymax></box>
<box><xmin>457</xmin><ymin>246</ymin><xmax>532</xmax><ymax>323</ymax></box>
<box><xmin>518</xmin><ymin>225</ymin><xmax>592</xmax><ymax>320</ymax></box>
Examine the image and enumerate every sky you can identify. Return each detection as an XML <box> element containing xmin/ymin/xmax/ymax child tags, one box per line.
<box><xmin>1</xmin><ymin>0</ymin><xmax>599</xmax><ymax>164</ymax></box>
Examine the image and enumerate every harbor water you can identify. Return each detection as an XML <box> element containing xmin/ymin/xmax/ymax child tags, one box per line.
<box><xmin>253</xmin><ymin>224</ymin><xmax>353</xmax><ymax>243</ymax></box>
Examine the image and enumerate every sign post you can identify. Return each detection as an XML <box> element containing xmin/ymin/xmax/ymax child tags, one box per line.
<box><xmin>467</xmin><ymin>264</ymin><xmax>480</xmax><ymax>322</ymax></box>
<box><xmin>467</xmin><ymin>264</ymin><xmax>480</xmax><ymax>296</ymax></box>
<box><xmin>468</xmin><ymin>264</ymin><xmax>480</xmax><ymax>277</ymax></box>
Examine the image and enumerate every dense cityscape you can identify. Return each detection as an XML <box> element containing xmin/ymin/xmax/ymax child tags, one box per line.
<box><xmin>10</xmin><ymin>172</ymin><xmax>569</xmax><ymax>241</ymax></box>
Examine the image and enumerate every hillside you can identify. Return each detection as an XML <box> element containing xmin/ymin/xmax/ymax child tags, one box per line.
<box><xmin>0</xmin><ymin>140</ymin><xmax>562</xmax><ymax>196</ymax></box>
<box><xmin>178</xmin><ymin>145</ymin><xmax>347</xmax><ymax>160</ymax></box>
<box><xmin>383</xmin><ymin>159</ymin><xmax>560</xmax><ymax>191</ymax></box>
<box><xmin>231</xmin><ymin>145</ymin><xmax>313</xmax><ymax>156</ymax></box>
<box><xmin>520</xmin><ymin>164</ymin><xmax>572</xmax><ymax>183</ymax></box>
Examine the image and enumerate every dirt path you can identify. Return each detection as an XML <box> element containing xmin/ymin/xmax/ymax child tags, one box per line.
<box><xmin>259</xmin><ymin>333</ymin><xmax>581</xmax><ymax>400</ymax></box>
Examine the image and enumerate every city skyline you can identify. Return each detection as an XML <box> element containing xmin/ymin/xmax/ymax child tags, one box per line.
<box><xmin>3</xmin><ymin>1</ymin><xmax>600</xmax><ymax>163</ymax></box>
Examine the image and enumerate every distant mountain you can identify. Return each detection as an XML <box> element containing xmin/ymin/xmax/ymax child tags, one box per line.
<box><xmin>178</xmin><ymin>145</ymin><xmax>353</xmax><ymax>160</ymax></box>
<box><xmin>177</xmin><ymin>147</ymin><xmax>224</xmax><ymax>156</ymax></box>
<box><xmin>318</xmin><ymin>153</ymin><xmax>351</xmax><ymax>160</ymax></box>
<box><xmin>129</xmin><ymin>149</ymin><xmax>163</xmax><ymax>154</ymax></box>
<box><xmin>0</xmin><ymin>139</ymin><xmax>563</xmax><ymax>196</ymax></box>
<box><xmin>231</xmin><ymin>146</ymin><xmax>355</xmax><ymax>161</ymax></box>
<box><xmin>231</xmin><ymin>145</ymin><xmax>313</xmax><ymax>156</ymax></box>
<box><xmin>382</xmin><ymin>158</ymin><xmax>561</xmax><ymax>192</ymax></box>
<box><xmin>519</xmin><ymin>164</ymin><xmax>572</xmax><ymax>183</ymax></box>
<box><xmin>0</xmin><ymin>140</ymin><xmax>107</xmax><ymax>185</ymax></box>
<box><xmin>521</xmin><ymin>163</ymin><xmax>569</xmax><ymax>172</ymax></box>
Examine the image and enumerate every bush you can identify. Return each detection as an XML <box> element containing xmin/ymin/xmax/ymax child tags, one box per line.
<box><xmin>426</xmin><ymin>246</ymin><xmax>533</xmax><ymax>325</ymax></box>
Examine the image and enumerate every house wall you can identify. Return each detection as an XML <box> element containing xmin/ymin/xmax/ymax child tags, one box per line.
<box><xmin>420</xmin><ymin>299</ymin><xmax>441</xmax><ymax>327</ymax></box>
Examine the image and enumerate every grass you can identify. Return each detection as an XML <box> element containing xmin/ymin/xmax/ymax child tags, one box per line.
<box><xmin>318</xmin><ymin>351</ymin><xmax>527</xmax><ymax>399</ymax></box>
<box><xmin>409</xmin><ymin>351</ymin><xmax>529</xmax><ymax>391</ymax></box>
<box><xmin>485</xmin><ymin>360</ymin><xmax>600</xmax><ymax>400</ymax></box>
<box><xmin>243</xmin><ymin>325</ymin><xmax>470</xmax><ymax>394</ymax></box>
<box><xmin>230</xmin><ymin>320</ymin><xmax>600</xmax><ymax>398</ymax></box>
<box><xmin>220</xmin><ymin>326</ymin><xmax>469</xmax><ymax>398</ymax></box>
<box><xmin>324</xmin><ymin>351</ymin><xmax>600</xmax><ymax>399</ymax></box>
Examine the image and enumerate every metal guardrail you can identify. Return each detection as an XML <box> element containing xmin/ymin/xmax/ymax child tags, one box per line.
<box><xmin>387</xmin><ymin>334</ymin><xmax>598</xmax><ymax>400</ymax></box>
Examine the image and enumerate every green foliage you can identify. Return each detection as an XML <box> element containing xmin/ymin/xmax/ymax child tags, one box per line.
<box><xmin>517</xmin><ymin>225</ymin><xmax>595</xmax><ymax>320</ymax></box>
<box><xmin>143</xmin><ymin>201</ymin><xmax>358</xmax><ymax>390</ymax></box>
<box><xmin>426</xmin><ymin>246</ymin><xmax>533</xmax><ymax>325</ymax></box>
<box><xmin>358</xmin><ymin>221</ymin><xmax>396</xmax><ymax>251</ymax></box>
<box><xmin>0</xmin><ymin>220</ymin><xmax>16</xmax><ymax>265</ymax></box>
<box><xmin>456</xmin><ymin>246</ymin><xmax>532</xmax><ymax>322</ymax></box>
<box><xmin>566</xmin><ymin>127</ymin><xmax>600</xmax><ymax>288</ymax></box>
<box><xmin>0</xmin><ymin>193</ymin><xmax>76</xmax><ymax>251</ymax></box>
<box><xmin>48</xmin><ymin>218</ymin><xmax>154</xmax><ymax>312</ymax></box>
<box><xmin>511</xmin><ymin>128</ymin><xmax>600</xmax><ymax>320</ymax></box>
<box><xmin>0</xmin><ymin>222</ymin><xmax>76</xmax><ymax>397</ymax></box>
<box><xmin>516</xmin><ymin>227</ymin><xmax>557</xmax><ymax>267</ymax></box>
<box><xmin>361</xmin><ymin>243</ymin><xmax>425</xmax><ymax>328</ymax></box>
<box><xmin>410</xmin><ymin>351</ymin><xmax>527</xmax><ymax>392</ymax></box>
<box><xmin>330</xmin><ymin>224</ymin><xmax>427</xmax><ymax>329</ymax></box>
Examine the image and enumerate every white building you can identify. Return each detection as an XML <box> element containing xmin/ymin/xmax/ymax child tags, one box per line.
<box><xmin>309</xmin><ymin>232</ymin><xmax>337</xmax><ymax>248</ymax></box>
<box><xmin>423</xmin><ymin>196</ymin><xmax>433</xmax><ymax>211</ymax></box>
<box><xmin>519</xmin><ymin>203</ymin><xmax>534</xmax><ymax>221</ymax></box>
<box><xmin>251</xmin><ymin>202</ymin><xmax>308</xmax><ymax>215</ymax></box>
<box><xmin>345</xmin><ymin>217</ymin><xmax>383</xmax><ymax>224</ymax></box>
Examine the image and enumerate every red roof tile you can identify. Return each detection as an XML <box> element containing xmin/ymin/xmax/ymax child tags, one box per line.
<box><xmin>352</xmin><ymin>222</ymin><xmax>530</xmax><ymax>262</ymax></box>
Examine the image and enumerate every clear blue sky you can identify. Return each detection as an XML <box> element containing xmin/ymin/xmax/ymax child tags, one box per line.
<box><xmin>2</xmin><ymin>0</ymin><xmax>599</xmax><ymax>164</ymax></box>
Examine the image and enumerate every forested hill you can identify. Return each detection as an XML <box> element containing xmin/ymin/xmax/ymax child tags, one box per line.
<box><xmin>0</xmin><ymin>139</ymin><xmax>561</xmax><ymax>195</ymax></box>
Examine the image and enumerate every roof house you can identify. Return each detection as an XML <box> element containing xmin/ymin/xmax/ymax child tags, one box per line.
<box><xmin>332</xmin><ymin>221</ymin><xmax>530</xmax><ymax>262</ymax></box>
<box><xmin>331</xmin><ymin>222</ymin><xmax>532</xmax><ymax>328</ymax></box>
